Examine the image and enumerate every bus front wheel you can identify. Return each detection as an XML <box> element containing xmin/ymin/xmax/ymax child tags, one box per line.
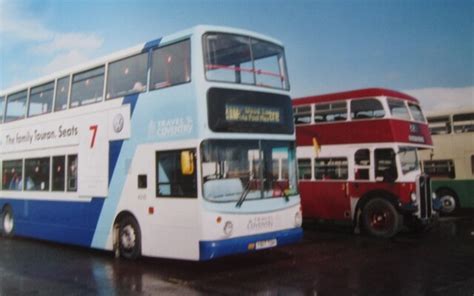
<box><xmin>361</xmin><ymin>198</ymin><xmax>401</xmax><ymax>238</ymax></box>
<box><xmin>118</xmin><ymin>215</ymin><xmax>141</xmax><ymax>259</ymax></box>
<box><xmin>1</xmin><ymin>206</ymin><xmax>15</xmax><ymax>237</ymax></box>
<box><xmin>436</xmin><ymin>189</ymin><xmax>458</xmax><ymax>215</ymax></box>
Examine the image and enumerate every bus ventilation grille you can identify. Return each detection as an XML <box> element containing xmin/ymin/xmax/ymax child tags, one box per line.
<box><xmin>418</xmin><ymin>175</ymin><xmax>432</xmax><ymax>219</ymax></box>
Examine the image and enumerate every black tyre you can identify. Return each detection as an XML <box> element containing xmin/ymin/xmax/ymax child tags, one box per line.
<box><xmin>1</xmin><ymin>206</ymin><xmax>15</xmax><ymax>237</ymax></box>
<box><xmin>118</xmin><ymin>215</ymin><xmax>141</xmax><ymax>259</ymax></box>
<box><xmin>362</xmin><ymin>198</ymin><xmax>401</xmax><ymax>238</ymax></box>
<box><xmin>436</xmin><ymin>189</ymin><xmax>458</xmax><ymax>216</ymax></box>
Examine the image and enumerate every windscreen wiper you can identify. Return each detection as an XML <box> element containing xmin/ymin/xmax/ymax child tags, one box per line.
<box><xmin>236</xmin><ymin>174</ymin><xmax>252</xmax><ymax>208</ymax></box>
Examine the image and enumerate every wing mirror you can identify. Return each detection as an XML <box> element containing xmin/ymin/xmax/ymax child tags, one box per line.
<box><xmin>181</xmin><ymin>150</ymin><xmax>195</xmax><ymax>175</ymax></box>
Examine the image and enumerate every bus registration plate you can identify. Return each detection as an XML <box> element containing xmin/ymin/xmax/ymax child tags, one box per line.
<box><xmin>255</xmin><ymin>238</ymin><xmax>277</xmax><ymax>250</ymax></box>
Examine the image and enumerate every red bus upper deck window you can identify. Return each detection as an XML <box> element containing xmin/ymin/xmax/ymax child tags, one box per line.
<box><xmin>408</xmin><ymin>103</ymin><xmax>426</xmax><ymax>122</ymax></box>
<box><xmin>350</xmin><ymin>98</ymin><xmax>385</xmax><ymax>120</ymax></box>
<box><xmin>314</xmin><ymin>101</ymin><xmax>347</xmax><ymax>123</ymax></box>
<box><xmin>388</xmin><ymin>99</ymin><xmax>411</xmax><ymax>120</ymax></box>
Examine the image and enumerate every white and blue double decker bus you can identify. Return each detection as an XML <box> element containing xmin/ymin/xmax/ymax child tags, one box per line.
<box><xmin>0</xmin><ymin>26</ymin><xmax>302</xmax><ymax>260</ymax></box>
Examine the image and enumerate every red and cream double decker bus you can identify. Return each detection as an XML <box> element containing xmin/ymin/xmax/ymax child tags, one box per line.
<box><xmin>293</xmin><ymin>88</ymin><xmax>438</xmax><ymax>238</ymax></box>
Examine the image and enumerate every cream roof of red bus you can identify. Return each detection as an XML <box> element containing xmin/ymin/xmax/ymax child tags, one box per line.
<box><xmin>293</xmin><ymin>88</ymin><xmax>419</xmax><ymax>106</ymax></box>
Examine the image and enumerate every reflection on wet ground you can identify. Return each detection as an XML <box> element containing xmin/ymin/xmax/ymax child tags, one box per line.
<box><xmin>0</xmin><ymin>213</ymin><xmax>473</xmax><ymax>295</ymax></box>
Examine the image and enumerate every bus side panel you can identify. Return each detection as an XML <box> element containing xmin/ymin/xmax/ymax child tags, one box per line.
<box><xmin>0</xmin><ymin>198</ymin><xmax>104</xmax><ymax>246</ymax></box>
<box><xmin>432</xmin><ymin>180</ymin><xmax>474</xmax><ymax>208</ymax></box>
<box><xmin>300</xmin><ymin>181</ymin><xmax>350</xmax><ymax>220</ymax></box>
<box><xmin>349</xmin><ymin>182</ymin><xmax>413</xmax><ymax>205</ymax></box>
<box><xmin>296</xmin><ymin>120</ymin><xmax>432</xmax><ymax>147</ymax></box>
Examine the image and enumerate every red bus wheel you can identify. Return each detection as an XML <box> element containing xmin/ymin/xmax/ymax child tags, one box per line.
<box><xmin>362</xmin><ymin>198</ymin><xmax>401</xmax><ymax>238</ymax></box>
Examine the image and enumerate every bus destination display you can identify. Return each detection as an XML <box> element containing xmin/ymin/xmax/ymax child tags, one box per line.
<box><xmin>207</xmin><ymin>88</ymin><xmax>294</xmax><ymax>134</ymax></box>
<box><xmin>225</xmin><ymin>104</ymin><xmax>281</xmax><ymax>123</ymax></box>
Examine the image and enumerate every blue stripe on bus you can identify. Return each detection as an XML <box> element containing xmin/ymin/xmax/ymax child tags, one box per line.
<box><xmin>108</xmin><ymin>140</ymin><xmax>124</xmax><ymax>185</ymax></box>
<box><xmin>142</xmin><ymin>38</ymin><xmax>162</xmax><ymax>51</ymax></box>
<box><xmin>123</xmin><ymin>93</ymin><xmax>140</xmax><ymax>115</ymax></box>
<box><xmin>199</xmin><ymin>227</ymin><xmax>303</xmax><ymax>261</ymax></box>
<box><xmin>92</xmin><ymin>70</ymin><xmax>162</xmax><ymax>248</ymax></box>
<box><xmin>108</xmin><ymin>93</ymin><xmax>139</xmax><ymax>185</ymax></box>
<box><xmin>0</xmin><ymin>198</ymin><xmax>104</xmax><ymax>247</ymax></box>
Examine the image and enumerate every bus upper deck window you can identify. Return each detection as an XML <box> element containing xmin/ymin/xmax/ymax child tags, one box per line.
<box><xmin>5</xmin><ymin>90</ymin><xmax>27</xmax><ymax>122</ymax></box>
<box><xmin>293</xmin><ymin>105</ymin><xmax>311</xmax><ymax>125</ymax></box>
<box><xmin>453</xmin><ymin>112</ymin><xmax>474</xmax><ymax>133</ymax></box>
<box><xmin>28</xmin><ymin>81</ymin><xmax>54</xmax><ymax>117</ymax></box>
<box><xmin>314</xmin><ymin>101</ymin><xmax>347</xmax><ymax>123</ymax></box>
<box><xmin>106</xmin><ymin>53</ymin><xmax>148</xmax><ymax>99</ymax></box>
<box><xmin>54</xmin><ymin>76</ymin><xmax>70</xmax><ymax>112</ymax></box>
<box><xmin>408</xmin><ymin>103</ymin><xmax>426</xmax><ymax>122</ymax></box>
<box><xmin>0</xmin><ymin>96</ymin><xmax>4</xmax><ymax>123</ymax></box>
<box><xmin>388</xmin><ymin>99</ymin><xmax>411</xmax><ymax>120</ymax></box>
<box><xmin>204</xmin><ymin>33</ymin><xmax>289</xmax><ymax>90</ymax></box>
<box><xmin>204</xmin><ymin>34</ymin><xmax>252</xmax><ymax>84</ymax></box>
<box><xmin>351</xmin><ymin>98</ymin><xmax>385</xmax><ymax>120</ymax></box>
<box><xmin>70</xmin><ymin>66</ymin><xmax>105</xmax><ymax>108</ymax></box>
<box><xmin>150</xmin><ymin>39</ymin><xmax>191</xmax><ymax>90</ymax></box>
<box><xmin>428</xmin><ymin>116</ymin><xmax>451</xmax><ymax>135</ymax></box>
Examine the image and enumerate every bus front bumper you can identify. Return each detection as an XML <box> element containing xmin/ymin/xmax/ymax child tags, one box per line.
<box><xmin>199</xmin><ymin>227</ymin><xmax>303</xmax><ymax>261</ymax></box>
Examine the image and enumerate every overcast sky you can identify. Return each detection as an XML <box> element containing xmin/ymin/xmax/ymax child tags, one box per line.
<box><xmin>1</xmin><ymin>0</ymin><xmax>472</xmax><ymax>112</ymax></box>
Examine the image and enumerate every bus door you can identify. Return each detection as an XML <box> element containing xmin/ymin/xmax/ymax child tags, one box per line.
<box><xmin>349</xmin><ymin>148</ymin><xmax>372</xmax><ymax>206</ymax></box>
<box><xmin>349</xmin><ymin>148</ymin><xmax>398</xmax><ymax>203</ymax></box>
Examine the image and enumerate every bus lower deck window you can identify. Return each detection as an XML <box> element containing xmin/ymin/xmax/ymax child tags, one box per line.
<box><xmin>25</xmin><ymin>157</ymin><xmax>51</xmax><ymax>191</ymax></box>
<box><xmin>67</xmin><ymin>155</ymin><xmax>78</xmax><ymax>192</ymax></box>
<box><xmin>2</xmin><ymin>160</ymin><xmax>23</xmax><ymax>191</ymax></box>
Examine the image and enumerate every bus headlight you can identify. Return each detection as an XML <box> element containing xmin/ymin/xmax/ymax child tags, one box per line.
<box><xmin>410</xmin><ymin>192</ymin><xmax>417</xmax><ymax>203</ymax></box>
<box><xmin>295</xmin><ymin>211</ymin><xmax>303</xmax><ymax>227</ymax></box>
<box><xmin>223</xmin><ymin>221</ymin><xmax>233</xmax><ymax>236</ymax></box>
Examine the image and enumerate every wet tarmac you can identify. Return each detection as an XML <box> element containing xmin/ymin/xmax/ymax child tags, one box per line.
<box><xmin>0</xmin><ymin>213</ymin><xmax>473</xmax><ymax>296</ymax></box>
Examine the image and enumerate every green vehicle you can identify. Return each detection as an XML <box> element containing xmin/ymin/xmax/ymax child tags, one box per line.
<box><xmin>420</xmin><ymin>108</ymin><xmax>474</xmax><ymax>214</ymax></box>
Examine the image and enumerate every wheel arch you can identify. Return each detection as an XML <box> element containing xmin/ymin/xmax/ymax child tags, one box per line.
<box><xmin>1</xmin><ymin>203</ymin><xmax>12</xmax><ymax>213</ymax></box>
<box><xmin>435</xmin><ymin>186</ymin><xmax>459</xmax><ymax>199</ymax></box>
<box><xmin>354</xmin><ymin>189</ymin><xmax>400</xmax><ymax>224</ymax></box>
<box><xmin>114</xmin><ymin>210</ymin><xmax>139</xmax><ymax>226</ymax></box>
<box><xmin>113</xmin><ymin>210</ymin><xmax>142</xmax><ymax>259</ymax></box>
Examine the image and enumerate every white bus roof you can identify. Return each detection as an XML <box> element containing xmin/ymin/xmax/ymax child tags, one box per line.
<box><xmin>0</xmin><ymin>25</ymin><xmax>283</xmax><ymax>96</ymax></box>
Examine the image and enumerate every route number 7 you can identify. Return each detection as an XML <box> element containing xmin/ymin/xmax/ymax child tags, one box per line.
<box><xmin>89</xmin><ymin>125</ymin><xmax>98</xmax><ymax>148</ymax></box>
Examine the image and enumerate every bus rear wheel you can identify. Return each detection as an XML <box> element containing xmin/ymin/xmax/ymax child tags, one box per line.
<box><xmin>1</xmin><ymin>206</ymin><xmax>15</xmax><ymax>237</ymax></box>
<box><xmin>118</xmin><ymin>215</ymin><xmax>141</xmax><ymax>260</ymax></box>
<box><xmin>362</xmin><ymin>198</ymin><xmax>401</xmax><ymax>238</ymax></box>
